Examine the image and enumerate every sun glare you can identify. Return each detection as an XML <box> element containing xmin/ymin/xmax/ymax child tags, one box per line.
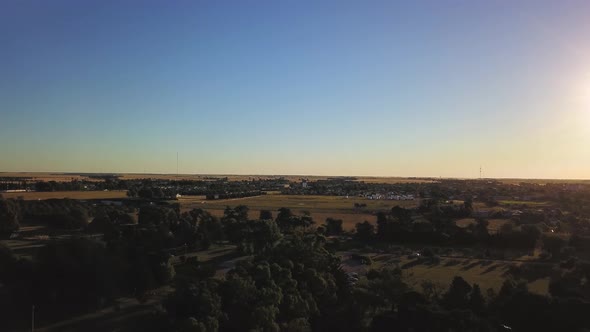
<box><xmin>572</xmin><ymin>75</ymin><xmax>590</xmax><ymax>122</ymax></box>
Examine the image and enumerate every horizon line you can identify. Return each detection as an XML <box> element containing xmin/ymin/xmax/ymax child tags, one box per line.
<box><xmin>0</xmin><ymin>171</ymin><xmax>589</xmax><ymax>182</ymax></box>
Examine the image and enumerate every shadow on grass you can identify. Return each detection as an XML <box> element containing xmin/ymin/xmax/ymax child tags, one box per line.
<box><xmin>402</xmin><ymin>257</ymin><xmax>441</xmax><ymax>269</ymax></box>
<box><xmin>207</xmin><ymin>250</ymin><xmax>245</xmax><ymax>265</ymax></box>
<box><xmin>444</xmin><ymin>259</ymin><xmax>462</xmax><ymax>267</ymax></box>
<box><xmin>372</xmin><ymin>255</ymin><xmax>389</xmax><ymax>262</ymax></box>
<box><xmin>207</xmin><ymin>247</ymin><xmax>234</xmax><ymax>255</ymax></box>
<box><xmin>481</xmin><ymin>264</ymin><xmax>499</xmax><ymax>274</ymax></box>
<box><xmin>480</xmin><ymin>260</ymin><xmax>494</xmax><ymax>267</ymax></box>
<box><xmin>461</xmin><ymin>261</ymin><xmax>481</xmax><ymax>271</ymax></box>
<box><xmin>401</xmin><ymin>259</ymin><xmax>424</xmax><ymax>269</ymax></box>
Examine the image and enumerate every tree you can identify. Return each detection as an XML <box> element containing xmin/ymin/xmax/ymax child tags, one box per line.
<box><xmin>355</xmin><ymin>221</ymin><xmax>375</xmax><ymax>242</ymax></box>
<box><xmin>0</xmin><ymin>243</ymin><xmax>18</xmax><ymax>284</ymax></box>
<box><xmin>87</xmin><ymin>210</ymin><xmax>114</xmax><ymax>234</ymax></box>
<box><xmin>240</xmin><ymin>219</ymin><xmax>282</xmax><ymax>254</ymax></box>
<box><xmin>469</xmin><ymin>284</ymin><xmax>485</xmax><ymax>314</ymax></box>
<box><xmin>32</xmin><ymin>238</ymin><xmax>114</xmax><ymax>319</ymax></box>
<box><xmin>0</xmin><ymin>199</ymin><xmax>21</xmax><ymax>234</ymax></box>
<box><xmin>234</xmin><ymin>205</ymin><xmax>249</xmax><ymax>221</ymax></box>
<box><xmin>500</xmin><ymin>221</ymin><xmax>514</xmax><ymax>234</ymax></box>
<box><xmin>474</xmin><ymin>218</ymin><xmax>489</xmax><ymax>240</ymax></box>
<box><xmin>464</xmin><ymin>197</ymin><xmax>474</xmax><ymax>213</ymax></box>
<box><xmin>325</xmin><ymin>218</ymin><xmax>343</xmax><ymax>236</ymax></box>
<box><xmin>276</xmin><ymin>208</ymin><xmax>293</xmax><ymax>223</ymax></box>
<box><xmin>520</xmin><ymin>224</ymin><xmax>542</xmax><ymax>249</ymax></box>
<box><xmin>139</xmin><ymin>205</ymin><xmax>177</xmax><ymax>226</ymax></box>
<box><xmin>275</xmin><ymin>208</ymin><xmax>312</xmax><ymax>232</ymax></box>
<box><xmin>391</xmin><ymin>206</ymin><xmax>412</xmax><ymax>222</ymax></box>
<box><xmin>542</xmin><ymin>234</ymin><xmax>566</xmax><ymax>258</ymax></box>
<box><xmin>259</xmin><ymin>210</ymin><xmax>273</xmax><ymax>220</ymax></box>
<box><xmin>70</xmin><ymin>207</ymin><xmax>90</xmax><ymax>227</ymax></box>
<box><xmin>442</xmin><ymin>276</ymin><xmax>472</xmax><ymax>309</ymax></box>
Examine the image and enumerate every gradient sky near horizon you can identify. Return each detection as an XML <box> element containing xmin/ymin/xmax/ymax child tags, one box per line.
<box><xmin>1</xmin><ymin>1</ymin><xmax>590</xmax><ymax>178</ymax></box>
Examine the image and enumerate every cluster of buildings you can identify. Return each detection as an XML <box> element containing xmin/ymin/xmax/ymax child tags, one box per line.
<box><xmin>364</xmin><ymin>193</ymin><xmax>415</xmax><ymax>200</ymax></box>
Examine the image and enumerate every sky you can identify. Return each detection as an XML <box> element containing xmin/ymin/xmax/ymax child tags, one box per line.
<box><xmin>1</xmin><ymin>0</ymin><xmax>590</xmax><ymax>179</ymax></box>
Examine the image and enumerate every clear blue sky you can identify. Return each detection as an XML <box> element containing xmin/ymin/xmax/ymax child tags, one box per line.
<box><xmin>1</xmin><ymin>1</ymin><xmax>590</xmax><ymax>178</ymax></box>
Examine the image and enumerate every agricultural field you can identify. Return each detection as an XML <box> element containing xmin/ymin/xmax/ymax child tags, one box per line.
<box><xmin>177</xmin><ymin>194</ymin><xmax>419</xmax><ymax>230</ymax></box>
<box><xmin>0</xmin><ymin>172</ymin><xmax>101</xmax><ymax>182</ymax></box>
<box><xmin>496</xmin><ymin>178</ymin><xmax>590</xmax><ymax>185</ymax></box>
<box><xmin>0</xmin><ymin>190</ymin><xmax>128</xmax><ymax>200</ymax></box>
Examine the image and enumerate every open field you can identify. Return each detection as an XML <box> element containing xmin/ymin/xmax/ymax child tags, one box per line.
<box><xmin>399</xmin><ymin>257</ymin><xmax>550</xmax><ymax>295</ymax></box>
<box><xmin>0</xmin><ymin>172</ymin><xmax>102</xmax><ymax>182</ymax></box>
<box><xmin>496</xmin><ymin>178</ymin><xmax>590</xmax><ymax>185</ymax></box>
<box><xmin>340</xmin><ymin>253</ymin><xmax>549</xmax><ymax>295</ymax></box>
<box><xmin>177</xmin><ymin>194</ymin><xmax>419</xmax><ymax>230</ymax></box>
<box><xmin>206</xmin><ymin>209</ymin><xmax>377</xmax><ymax>231</ymax></box>
<box><xmin>455</xmin><ymin>218</ymin><xmax>511</xmax><ymax>233</ymax></box>
<box><xmin>0</xmin><ymin>190</ymin><xmax>128</xmax><ymax>200</ymax></box>
<box><xmin>498</xmin><ymin>200</ymin><xmax>549</xmax><ymax>206</ymax></box>
<box><xmin>178</xmin><ymin>194</ymin><xmax>418</xmax><ymax>211</ymax></box>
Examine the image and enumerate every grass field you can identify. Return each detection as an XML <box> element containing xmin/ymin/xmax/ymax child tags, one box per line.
<box><xmin>498</xmin><ymin>200</ymin><xmax>548</xmax><ymax>206</ymax></box>
<box><xmin>177</xmin><ymin>194</ymin><xmax>419</xmax><ymax>230</ymax></box>
<box><xmin>455</xmin><ymin>218</ymin><xmax>511</xmax><ymax>233</ymax></box>
<box><xmin>399</xmin><ymin>257</ymin><xmax>549</xmax><ymax>295</ymax></box>
<box><xmin>0</xmin><ymin>190</ymin><xmax>128</xmax><ymax>200</ymax></box>
<box><xmin>341</xmin><ymin>253</ymin><xmax>549</xmax><ymax>295</ymax></box>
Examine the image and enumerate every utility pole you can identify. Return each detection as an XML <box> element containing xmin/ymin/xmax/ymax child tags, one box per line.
<box><xmin>31</xmin><ymin>305</ymin><xmax>35</xmax><ymax>332</ymax></box>
<box><xmin>176</xmin><ymin>152</ymin><xmax>179</xmax><ymax>176</ymax></box>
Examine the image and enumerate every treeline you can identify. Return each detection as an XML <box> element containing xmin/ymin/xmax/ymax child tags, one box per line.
<box><xmin>163</xmin><ymin>216</ymin><xmax>590</xmax><ymax>331</ymax></box>
<box><xmin>33</xmin><ymin>179</ymin><xmax>126</xmax><ymax>192</ymax></box>
<box><xmin>0</xmin><ymin>235</ymin><xmax>175</xmax><ymax>329</ymax></box>
<box><xmin>127</xmin><ymin>186</ymin><xmax>178</xmax><ymax>199</ymax></box>
<box><xmin>2</xmin><ymin>202</ymin><xmax>590</xmax><ymax>330</ymax></box>
<box><xmin>349</xmin><ymin>204</ymin><xmax>542</xmax><ymax>252</ymax></box>
<box><xmin>0</xmin><ymin>203</ymin><xmax>294</xmax><ymax>329</ymax></box>
<box><xmin>0</xmin><ymin>199</ymin><xmax>92</xmax><ymax>233</ymax></box>
<box><xmin>205</xmin><ymin>191</ymin><xmax>265</xmax><ymax>200</ymax></box>
<box><xmin>0</xmin><ymin>198</ymin><xmax>143</xmax><ymax>234</ymax></box>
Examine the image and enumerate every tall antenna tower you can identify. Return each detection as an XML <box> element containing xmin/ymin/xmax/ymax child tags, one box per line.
<box><xmin>480</xmin><ymin>166</ymin><xmax>482</xmax><ymax>180</ymax></box>
<box><xmin>176</xmin><ymin>152</ymin><xmax>179</xmax><ymax>176</ymax></box>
